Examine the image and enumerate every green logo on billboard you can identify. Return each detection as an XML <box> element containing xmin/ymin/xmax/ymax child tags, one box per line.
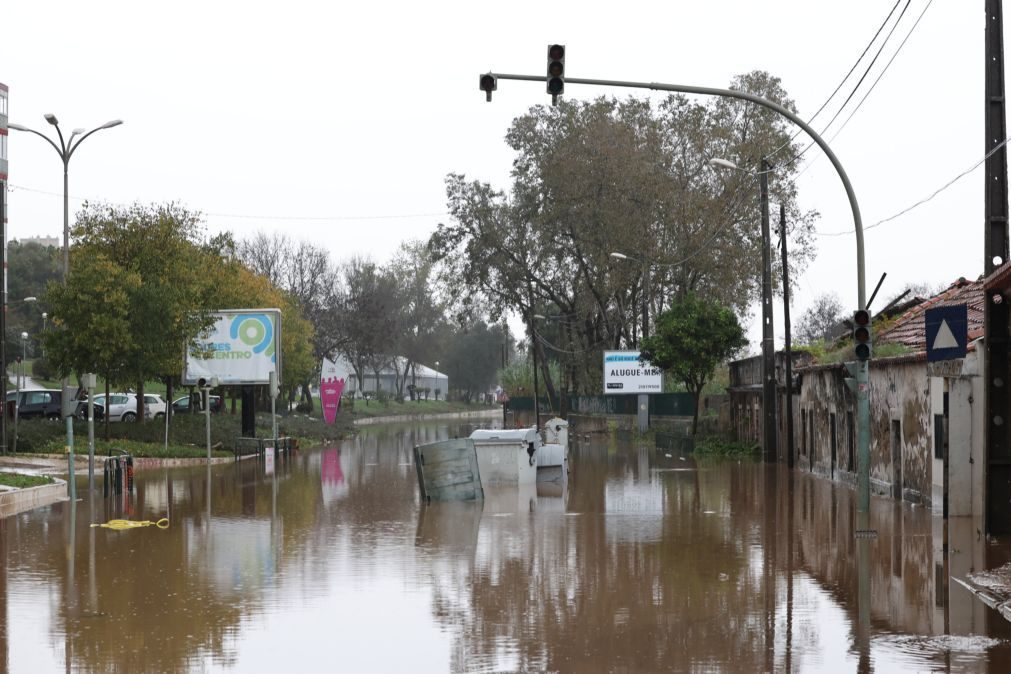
<box><xmin>230</xmin><ymin>313</ymin><xmax>276</xmax><ymax>361</ymax></box>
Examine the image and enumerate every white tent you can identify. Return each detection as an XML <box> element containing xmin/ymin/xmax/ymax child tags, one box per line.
<box><xmin>326</xmin><ymin>356</ymin><xmax>448</xmax><ymax>398</ymax></box>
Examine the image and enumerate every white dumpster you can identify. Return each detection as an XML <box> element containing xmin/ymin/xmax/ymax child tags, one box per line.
<box><xmin>469</xmin><ymin>428</ymin><xmax>539</xmax><ymax>486</ymax></box>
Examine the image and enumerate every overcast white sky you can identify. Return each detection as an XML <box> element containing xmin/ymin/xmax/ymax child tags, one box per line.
<box><xmin>0</xmin><ymin>0</ymin><xmax>988</xmax><ymax>351</ymax></box>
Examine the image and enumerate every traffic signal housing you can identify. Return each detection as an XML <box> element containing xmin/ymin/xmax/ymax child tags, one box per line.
<box><xmin>547</xmin><ymin>44</ymin><xmax>565</xmax><ymax>98</ymax></box>
<box><xmin>853</xmin><ymin>309</ymin><xmax>872</xmax><ymax>361</ymax></box>
<box><xmin>479</xmin><ymin>73</ymin><xmax>497</xmax><ymax>102</ymax></box>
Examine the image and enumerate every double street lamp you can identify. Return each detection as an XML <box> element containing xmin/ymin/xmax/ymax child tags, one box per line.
<box><xmin>8</xmin><ymin>114</ymin><xmax>122</xmax><ymax>494</ymax></box>
<box><xmin>7</xmin><ymin>116</ymin><xmax>123</xmax><ymax>281</ymax></box>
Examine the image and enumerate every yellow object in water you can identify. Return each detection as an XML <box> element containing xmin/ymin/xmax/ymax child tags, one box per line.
<box><xmin>90</xmin><ymin>518</ymin><xmax>170</xmax><ymax>530</ymax></box>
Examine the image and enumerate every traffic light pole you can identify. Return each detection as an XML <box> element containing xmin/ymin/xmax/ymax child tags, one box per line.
<box><xmin>484</xmin><ymin>71</ymin><xmax>870</xmax><ymax>516</ymax></box>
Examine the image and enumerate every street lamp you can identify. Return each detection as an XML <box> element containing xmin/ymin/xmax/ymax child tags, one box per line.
<box><xmin>7</xmin><ymin>117</ymin><xmax>122</xmax><ymax>282</ymax></box>
<box><xmin>609</xmin><ymin>252</ymin><xmax>651</xmax><ymax>346</ymax></box>
<box><xmin>709</xmin><ymin>157</ymin><xmax>777</xmax><ymax>463</ymax></box>
<box><xmin>19</xmin><ymin>331</ymin><xmax>27</xmax><ymax>389</ymax></box>
<box><xmin>8</xmin><ymin>114</ymin><xmax>121</xmax><ymax>494</ymax></box>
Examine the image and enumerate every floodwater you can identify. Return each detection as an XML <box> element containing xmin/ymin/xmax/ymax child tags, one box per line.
<box><xmin>3</xmin><ymin>422</ymin><xmax>1011</xmax><ymax>673</ymax></box>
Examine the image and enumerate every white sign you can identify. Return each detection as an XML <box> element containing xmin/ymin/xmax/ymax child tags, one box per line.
<box><xmin>183</xmin><ymin>309</ymin><xmax>282</xmax><ymax>385</ymax></box>
<box><xmin>602</xmin><ymin>350</ymin><xmax>663</xmax><ymax>394</ymax></box>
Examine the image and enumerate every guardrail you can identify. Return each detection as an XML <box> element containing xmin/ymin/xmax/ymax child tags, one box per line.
<box><xmin>233</xmin><ymin>436</ymin><xmax>298</xmax><ymax>459</ymax></box>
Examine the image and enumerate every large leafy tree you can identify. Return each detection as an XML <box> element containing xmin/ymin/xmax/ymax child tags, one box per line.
<box><xmin>639</xmin><ymin>294</ymin><xmax>747</xmax><ymax>435</ymax></box>
<box><xmin>430</xmin><ymin>71</ymin><xmax>817</xmax><ymax>396</ymax></box>
<box><xmin>45</xmin><ymin>202</ymin><xmax>218</xmax><ymax>420</ymax></box>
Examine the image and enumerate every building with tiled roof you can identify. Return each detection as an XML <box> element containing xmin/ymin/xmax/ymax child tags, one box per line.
<box><xmin>875</xmin><ymin>277</ymin><xmax>985</xmax><ymax>353</ymax></box>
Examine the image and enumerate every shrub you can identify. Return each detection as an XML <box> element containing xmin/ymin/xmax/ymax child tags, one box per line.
<box><xmin>694</xmin><ymin>436</ymin><xmax>759</xmax><ymax>456</ymax></box>
<box><xmin>31</xmin><ymin>356</ymin><xmax>55</xmax><ymax>381</ymax></box>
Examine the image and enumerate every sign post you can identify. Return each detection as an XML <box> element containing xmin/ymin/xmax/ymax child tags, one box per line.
<box><xmin>926</xmin><ymin>304</ymin><xmax>969</xmax><ymax>362</ymax></box>
<box><xmin>603</xmin><ymin>351</ymin><xmax>662</xmax><ymax>433</ymax></box>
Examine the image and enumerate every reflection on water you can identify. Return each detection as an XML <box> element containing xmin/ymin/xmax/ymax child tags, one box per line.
<box><xmin>3</xmin><ymin>423</ymin><xmax>1011</xmax><ymax>672</ymax></box>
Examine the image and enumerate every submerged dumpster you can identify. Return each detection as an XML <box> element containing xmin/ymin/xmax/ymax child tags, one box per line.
<box><xmin>413</xmin><ymin>438</ymin><xmax>484</xmax><ymax>502</ymax></box>
<box><xmin>468</xmin><ymin>428</ymin><xmax>538</xmax><ymax>486</ymax></box>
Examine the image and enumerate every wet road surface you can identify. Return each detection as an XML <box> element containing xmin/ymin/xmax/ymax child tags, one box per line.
<box><xmin>3</xmin><ymin>421</ymin><xmax>1011</xmax><ymax>672</ymax></box>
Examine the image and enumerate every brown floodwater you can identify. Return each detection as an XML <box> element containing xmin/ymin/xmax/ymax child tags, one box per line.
<box><xmin>3</xmin><ymin>421</ymin><xmax>1011</xmax><ymax>673</ymax></box>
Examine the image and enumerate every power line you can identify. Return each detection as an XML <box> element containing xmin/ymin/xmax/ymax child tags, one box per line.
<box><xmin>6</xmin><ymin>182</ymin><xmax>448</xmax><ymax>222</ymax></box>
<box><xmin>817</xmin><ymin>134</ymin><xmax>1011</xmax><ymax>237</ymax></box>
<box><xmin>788</xmin><ymin>0</ymin><xmax>914</xmax><ymax>166</ymax></box>
<box><xmin>825</xmin><ymin>0</ymin><xmax>935</xmax><ymax>145</ymax></box>
<box><xmin>766</xmin><ymin>0</ymin><xmax>904</xmax><ymax>161</ymax></box>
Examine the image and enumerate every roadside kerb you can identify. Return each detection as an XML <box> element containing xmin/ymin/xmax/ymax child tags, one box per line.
<box><xmin>0</xmin><ymin>474</ymin><xmax>67</xmax><ymax>518</ymax></box>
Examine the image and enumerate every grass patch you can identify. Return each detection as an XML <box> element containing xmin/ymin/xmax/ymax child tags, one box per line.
<box><xmin>0</xmin><ymin>472</ymin><xmax>54</xmax><ymax>488</ymax></box>
<box><xmin>34</xmin><ymin>437</ymin><xmax>232</xmax><ymax>459</ymax></box>
<box><xmin>694</xmin><ymin>436</ymin><xmax>760</xmax><ymax>456</ymax></box>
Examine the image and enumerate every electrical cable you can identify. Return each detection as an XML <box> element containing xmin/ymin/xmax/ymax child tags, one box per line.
<box><xmin>6</xmin><ymin>182</ymin><xmax>448</xmax><ymax>222</ymax></box>
<box><xmin>787</xmin><ymin>0</ymin><xmax>914</xmax><ymax>166</ymax></box>
<box><xmin>766</xmin><ymin>0</ymin><xmax>905</xmax><ymax>162</ymax></box>
<box><xmin>817</xmin><ymin>134</ymin><xmax>1011</xmax><ymax>237</ymax></box>
<box><xmin>825</xmin><ymin>0</ymin><xmax>935</xmax><ymax>145</ymax></box>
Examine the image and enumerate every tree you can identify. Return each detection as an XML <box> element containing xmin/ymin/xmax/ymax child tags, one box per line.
<box><xmin>334</xmin><ymin>257</ymin><xmax>404</xmax><ymax>392</ymax></box>
<box><xmin>795</xmin><ymin>292</ymin><xmax>845</xmax><ymax>345</ymax></box>
<box><xmin>44</xmin><ymin>253</ymin><xmax>140</xmax><ymax>438</ymax></box>
<box><xmin>439</xmin><ymin>322</ymin><xmax>505</xmax><ymax>402</ymax></box>
<box><xmin>50</xmin><ymin>202</ymin><xmax>218</xmax><ymax>422</ymax></box>
<box><xmin>639</xmin><ymin>295</ymin><xmax>747</xmax><ymax>435</ymax></box>
<box><xmin>211</xmin><ymin>257</ymin><xmax>316</xmax><ymax>410</ymax></box>
<box><xmin>431</xmin><ymin>71</ymin><xmax>817</xmax><ymax>396</ymax></box>
<box><xmin>389</xmin><ymin>240</ymin><xmax>447</xmax><ymax>400</ymax></box>
<box><xmin>237</xmin><ymin>232</ymin><xmax>339</xmax><ymax>409</ymax></box>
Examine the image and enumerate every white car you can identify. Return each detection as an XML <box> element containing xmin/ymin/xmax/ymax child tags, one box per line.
<box><xmin>144</xmin><ymin>394</ymin><xmax>167</xmax><ymax>420</ymax></box>
<box><xmin>90</xmin><ymin>393</ymin><xmax>137</xmax><ymax>422</ymax></box>
<box><xmin>89</xmin><ymin>393</ymin><xmax>166</xmax><ymax>421</ymax></box>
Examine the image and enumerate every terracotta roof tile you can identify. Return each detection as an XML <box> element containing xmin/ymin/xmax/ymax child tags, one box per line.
<box><xmin>875</xmin><ymin>277</ymin><xmax>984</xmax><ymax>352</ymax></box>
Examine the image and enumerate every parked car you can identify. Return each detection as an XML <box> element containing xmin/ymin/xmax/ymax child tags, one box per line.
<box><xmin>89</xmin><ymin>393</ymin><xmax>139</xmax><ymax>422</ymax></box>
<box><xmin>6</xmin><ymin>389</ymin><xmax>64</xmax><ymax>419</ymax></box>
<box><xmin>144</xmin><ymin>394</ymin><xmax>167</xmax><ymax>420</ymax></box>
<box><xmin>171</xmin><ymin>394</ymin><xmax>224</xmax><ymax>414</ymax></box>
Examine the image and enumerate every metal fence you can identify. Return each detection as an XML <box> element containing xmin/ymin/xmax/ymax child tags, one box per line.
<box><xmin>508</xmin><ymin>393</ymin><xmax>695</xmax><ymax>417</ymax></box>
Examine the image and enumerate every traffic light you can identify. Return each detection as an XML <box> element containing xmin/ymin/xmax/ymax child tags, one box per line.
<box><xmin>479</xmin><ymin>73</ymin><xmax>497</xmax><ymax>102</ymax></box>
<box><xmin>547</xmin><ymin>44</ymin><xmax>565</xmax><ymax>99</ymax></box>
<box><xmin>853</xmin><ymin>309</ymin><xmax>872</xmax><ymax>361</ymax></box>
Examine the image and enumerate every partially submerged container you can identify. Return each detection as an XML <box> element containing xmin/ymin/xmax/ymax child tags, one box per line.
<box><xmin>413</xmin><ymin>438</ymin><xmax>484</xmax><ymax>502</ymax></box>
<box><xmin>535</xmin><ymin>417</ymin><xmax>569</xmax><ymax>483</ymax></box>
<box><xmin>468</xmin><ymin>428</ymin><xmax>539</xmax><ymax>486</ymax></box>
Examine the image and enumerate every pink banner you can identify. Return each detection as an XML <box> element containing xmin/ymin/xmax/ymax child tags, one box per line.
<box><xmin>321</xmin><ymin>376</ymin><xmax>345</xmax><ymax>425</ymax></box>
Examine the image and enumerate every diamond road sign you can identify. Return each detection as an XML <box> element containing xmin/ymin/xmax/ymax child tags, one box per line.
<box><xmin>925</xmin><ymin>304</ymin><xmax>967</xmax><ymax>362</ymax></box>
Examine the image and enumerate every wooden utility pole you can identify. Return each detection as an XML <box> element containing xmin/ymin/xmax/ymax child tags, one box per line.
<box><xmin>780</xmin><ymin>204</ymin><xmax>795</xmax><ymax>468</ymax></box>
<box><xmin>760</xmin><ymin>159</ymin><xmax>777</xmax><ymax>462</ymax></box>
<box><xmin>985</xmin><ymin>0</ymin><xmax>1011</xmax><ymax>533</ymax></box>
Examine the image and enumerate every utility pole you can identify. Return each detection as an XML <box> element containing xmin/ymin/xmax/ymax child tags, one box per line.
<box><xmin>985</xmin><ymin>0</ymin><xmax>1011</xmax><ymax>533</ymax></box>
<box><xmin>639</xmin><ymin>262</ymin><xmax>651</xmax><ymax>434</ymax></box>
<box><xmin>780</xmin><ymin>203</ymin><xmax>795</xmax><ymax>468</ymax></box>
<box><xmin>0</xmin><ymin>184</ymin><xmax>5</xmax><ymax>455</ymax></box>
<box><xmin>760</xmin><ymin>159</ymin><xmax>777</xmax><ymax>462</ymax></box>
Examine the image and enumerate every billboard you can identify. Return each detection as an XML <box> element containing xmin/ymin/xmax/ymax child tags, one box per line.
<box><xmin>602</xmin><ymin>350</ymin><xmax>662</xmax><ymax>394</ymax></box>
<box><xmin>183</xmin><ymin>309</ymin><xmax>282</xmax><ymax>385</ymax></box>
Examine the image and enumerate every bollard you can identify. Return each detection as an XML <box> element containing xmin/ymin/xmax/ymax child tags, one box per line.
<box><xmin>114</xmin><ymin>458</ymin><xmax>123</xmax><ymax>495</ymax></box>
<box><xmin>126</xmin><ymin>455</ymin><xmax>134</xmax><ymax>494</ymax></box>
